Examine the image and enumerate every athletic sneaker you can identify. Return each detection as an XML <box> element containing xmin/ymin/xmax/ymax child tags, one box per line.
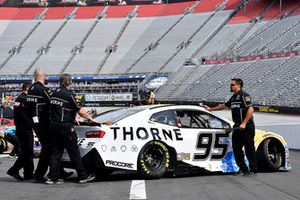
<box><xmin>78</xmin><ymin>174</ymin><xmax>96</xmax><ymax>184</ymax></box>
<box><xmin>45</xmin><ymin>179</ymin><xmax>64</xmax><ymax>185</ymax></box>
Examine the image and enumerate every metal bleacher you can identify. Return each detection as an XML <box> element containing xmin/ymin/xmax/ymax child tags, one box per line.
<box><xmin>156</xmin><ymin>55</ymin><xmax>300</xmax><ymax>108</ymax></box>
<box><xmin>64</xmin><ymin>18</ymin><xmax>125</xmax><ymax>75</ymax></box>
<box><xmin>0</xmin><ymin>1</ymin><xmax>300</xmax><ymax>108</ymax></box>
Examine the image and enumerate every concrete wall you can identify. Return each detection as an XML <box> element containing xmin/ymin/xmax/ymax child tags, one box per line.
<box><xmin>256</xmin><ymin>124</ymin><xmax>300</xmax><ymax>150</ymax></box>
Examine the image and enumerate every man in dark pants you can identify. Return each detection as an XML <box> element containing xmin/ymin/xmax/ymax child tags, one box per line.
<box><xmin>47</xmin><ymin>73</ymin><xmax>96</xmax><ymax>184</ymax></box>
<box><xmin>204</xmin><ymin>78</ymin><xmax>258</xmax><ymax>176</ymax></box>
<box><xmin>27</xmin><ymin>69</ymin><xmax>72</xmax><ymax>181</ymax></box>
<box><xmin>7</xmin><ymin>82</ymin><xmax>33</xmax><ymax>181</ymax></box>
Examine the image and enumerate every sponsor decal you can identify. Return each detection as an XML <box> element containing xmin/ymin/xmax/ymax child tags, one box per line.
<box><xmin>120</xmin><ymin>145</ymin><xmax>127</xmax><ymax>152</ymax></box>
<box><xmin>85</xmin><ymin>93</ymin><xmax>133</xmax><ymax>102</ymax></box>
<box><xmin>177</xmin><ymin>153</ymin><xmax>191</xmax><ymax>161</ymax></box>
<box><xmin>27</xmin><ymin>97</ymin><xmax>38</xmax><ymax>103</ymax></box>
<box><xmin>231</xmin><ymin>104</ymin><xmax>240</xmax><ymax>108</ymax></box>
<box><xmin>111</xmin><ymin>146</ymin><xmax>117</xmax><ymax>152</ymax></box>
<box><xmin>106</xmin><ymin>160</ymin><xmax>134</xmax><ymax>169</ymax></box>
<box><xmin>51</xmin><ymin>99</ymin><xmax>63</xmax><ymax>106</ymax></box>
<box><xmin>244</xmin><ymin>96</ymin><xmax>251</xmax><ymax>102</ymax></box>
<box><xmin>131</xmin><ymin>145</ymin><xmax>138</xmax><ymax>152</ymax></box>
<box><xmin>110</xmin><ymin>127</ymin><xmax>183</xmax><ymax>141</ymax></box>
<box><xmin>86</xmin><ymin>142</ymin><xmax>95</xmax><ymax>148</ymax></box>
<box><xmin>101</xmin><ymin>145</ymin><xmax>107</xmax><ymax>152</ymax></box>
<box><xmin>258</xmin><ymin>107</ymin><xmax>279</xmax><ymax>113</ymax></box>
<box><xmin>77</xmin><ymin>138</ymin><xmax>86</xmax><ymax>146</ymax></box>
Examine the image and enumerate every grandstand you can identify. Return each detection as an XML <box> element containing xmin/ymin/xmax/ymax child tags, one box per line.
<box><xmin>0</xmin><ymin>0</ymin><xmax>299</xmax><ymax>111</ymax></box>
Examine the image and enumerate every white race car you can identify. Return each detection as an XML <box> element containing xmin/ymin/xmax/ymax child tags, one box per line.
<box><xmin>62</xmin><ymin>105</ymin><xmax>291</xmax><ymax>179</ymax></box>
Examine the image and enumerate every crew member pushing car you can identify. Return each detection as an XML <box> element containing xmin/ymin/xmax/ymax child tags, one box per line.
<box><xmin>204</xmin><ymin>78</ymin><xmax>258</xmax><ymax>176</ymax></box>
<box><xmin>47</xmin><ymin>73</ymin><xmax>96</xmax><ymax>184</ymax></box>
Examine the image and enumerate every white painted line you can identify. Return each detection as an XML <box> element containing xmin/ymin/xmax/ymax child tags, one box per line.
<box><xmin>0</xmin><ymin>154</ymin><xmax>9</xmax><ymax>158</ymax></box>
<box><xmin>129</xmin><ymin>180</ymin><xmax>147</xmax><ymax>199</ymax></box>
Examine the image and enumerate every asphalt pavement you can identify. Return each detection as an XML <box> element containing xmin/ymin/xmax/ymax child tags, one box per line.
<box><xmin>0</xmin><ymin>150</ymin><xmax>299</xmax><ymax>200</ymax></box>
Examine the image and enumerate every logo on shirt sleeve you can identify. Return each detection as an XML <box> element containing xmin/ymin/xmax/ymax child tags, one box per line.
<box><xmin>244</xmin><ymin>96</ymin><xmax>251</xmax><ymax>103</ymax></box>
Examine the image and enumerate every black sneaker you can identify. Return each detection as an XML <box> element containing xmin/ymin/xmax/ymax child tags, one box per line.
<box><xmin>234</xmin><ymin>170</ymin><xmax>243</xmax><ymax>176</ymax></box>
<box><xmin>78</xmin><ymin>174</ymin><xmax>96</xmax><ymax>184</ymax></box>
<box><xmin>60</xmin><ymin>171</ymin><xmax>74</xmax><ymax>179</ymax></box>
<box><xmin>45</xmin><ymin>179</ymin><xmax>64</xmax><ymax>185</ymax></box>
<box><xmin>34</xmin><ymin>175</ymin><xmax>50</xmax><ymax>183</ymax></box>
<box><xmin>7</xmin><ymin>169</ymin><xmax>23</xmax><ymax>181</ymax></box>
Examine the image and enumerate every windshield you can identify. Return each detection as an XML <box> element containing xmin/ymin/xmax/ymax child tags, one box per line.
<box><xmin>94</xmin><ymin>106</ymin><xmax>147</xmax><ymax>124</ymax></box>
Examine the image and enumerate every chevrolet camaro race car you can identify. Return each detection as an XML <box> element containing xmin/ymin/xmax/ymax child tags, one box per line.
<box><xmin>62</xmin><ymin>105</ymin><xmax>291</xmax><ymax>179</ymax></box>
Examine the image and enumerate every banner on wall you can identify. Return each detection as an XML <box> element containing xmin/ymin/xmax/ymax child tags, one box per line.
<box><xmin>84</xmin><ymin>93</ymin><xmax>133</xmax><ymax>102</ymax></box>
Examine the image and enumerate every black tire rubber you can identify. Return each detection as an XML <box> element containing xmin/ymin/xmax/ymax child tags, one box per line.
<box><xmin>138</xmin><ymin>141</ymin><xmax>170</xmax><ymax>179</ymax></box>
<box><xmin>257</xmin><ymin>138</ymin><xmax>282</xmax><ymax>171</ymax></box>
<box><xmin>0</xmin><ymin>138</ymin><xmax>7</xmax><ymax>154</ymax></box>
<box><xmin>95</xmin><ymin>169</ymin><xmax>113</xmax><ymax>179</ymax></box>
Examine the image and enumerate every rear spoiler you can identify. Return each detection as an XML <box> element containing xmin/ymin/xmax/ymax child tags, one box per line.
<box><xmin>74</xmin><ymin>122</ymin><xmax>101</xmax><ymax>127</ymax></box>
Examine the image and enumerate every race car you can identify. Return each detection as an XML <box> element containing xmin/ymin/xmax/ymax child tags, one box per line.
<box><xmin>0</xmin><ymin>118</ymin><xmax>14</xmax><ymax>128</ymax></box>
<box><xmin>62</xmin><ymin>105</ymin><xmax>291</xmax><ymax>179</ymax></box>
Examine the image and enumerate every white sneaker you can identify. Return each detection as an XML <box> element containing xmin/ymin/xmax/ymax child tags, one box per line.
<box><xmin>78</xmin><ymin>174</ymin><xmax>96</xmax><ymax>184</ymax></box>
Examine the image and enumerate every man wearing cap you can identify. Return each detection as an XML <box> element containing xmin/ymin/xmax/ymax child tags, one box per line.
<box><xmin>141</xmin><ymin>91</ymin><xmax>157</xmax><ymax>105</ymax></box>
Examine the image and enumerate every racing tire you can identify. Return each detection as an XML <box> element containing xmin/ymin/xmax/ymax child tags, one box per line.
<box><xmin>257</xmin><ymin>138</ymin><xmax>282</xmax><ymax>171</ymax></box>
<box><xmin>138</xmin><ymin>141</ymin><xmax>170</xmax><ymax>179</ymax></box>
<box><xmin>0</xmin><ymin>138</ymin><xmax>7</xmax><ymax>154</ymax></box>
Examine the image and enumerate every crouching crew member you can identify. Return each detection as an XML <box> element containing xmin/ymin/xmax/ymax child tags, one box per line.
<box><xmin>47</xmin><ymin>73</ymin><xmax>96</xmax><ymax>184</ymax></box>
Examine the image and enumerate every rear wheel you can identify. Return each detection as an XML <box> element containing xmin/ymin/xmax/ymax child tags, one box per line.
<box><xmin>257</xmin><ymin>138</ymin><xmax>283</xmax><ymax>171</ymax></box>
<box><xmin>0</xmin><ymin>138</ymin><xmax>7</xmax><ymax>154</ymax></box>
<box><xmin>138</xmin><ymin>141</ymin><xmax>170</xmax><ymax>179</ymax></box>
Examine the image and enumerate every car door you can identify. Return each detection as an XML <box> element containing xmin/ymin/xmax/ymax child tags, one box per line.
<box><xmin>173</xmin><ymin>109</ymin><xmax>235</xmax><ymax>172</ymax></box>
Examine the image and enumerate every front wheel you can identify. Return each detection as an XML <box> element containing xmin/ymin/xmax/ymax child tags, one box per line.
<box><xmin>138</xmin><ymin>141</ymin><xmax>170</xmax><ymax>179</ymax></box>
<box><xmin>257</xmin><ymin>138</ymin><xmax>283</xmax><ymax>171</ymax></box>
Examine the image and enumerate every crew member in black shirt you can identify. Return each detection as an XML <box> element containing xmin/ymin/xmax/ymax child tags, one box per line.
<box><xmin>204</xmin><ymin>78</ymin><xmax>258</xmax><ymax>176</ymax></box>
<box><xmin>26</xmin><ymin>69</ymin><xmax>52</xmax><ymax>181</ymax></box>
<box><xmin>7</xmin><ymin>82</ymin><xmax>33</xmax><ymax>181</ymax></box>
<box><xmin>47</xmin><ymin>73</ymin><xmax>96</xmax><ymax>184</ymax></box>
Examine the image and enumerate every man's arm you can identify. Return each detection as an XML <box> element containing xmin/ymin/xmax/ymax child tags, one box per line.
<box><xmin>204</xmin><ymin>104</ymin><xmax>226</xmax><ymax>111</ymax></box>
<box><xmin>77</xmin><ymin>108</ymin><xmax>96</xmax><ymax>123</ymax></box>
<box><xmin>240</xmin><ymin>106</ymin><xmax>254</xmax><ymax>129</ymax></box>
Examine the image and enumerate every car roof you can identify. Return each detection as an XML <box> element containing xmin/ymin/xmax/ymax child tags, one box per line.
<box><xmin>145</xmin><ymin>104</ymin><xmax>207</xmax><ymax>111</ymax></box>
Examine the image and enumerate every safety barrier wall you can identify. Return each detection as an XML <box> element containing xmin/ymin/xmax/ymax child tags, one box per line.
<box><xmin>263</xmin><ymin>0</ymin><xmax>299</xmax><ymax>20</ymax></box>
<box><xmin>0</xmin><ymin>7</ymin><xmax>17</xmax><ymax>19</ymax></box>
<box><xmin>44</xmin><ymin>7</ymin><xmax>75</xmax><ymax>19</ymax></box>
<box><xmin>256</xmin><ymin>124</ymin><xmax>300</xmax><ymax>150</ymax></box>
<box><xmin>159</xmin><ymin>1</ymin><xmax>194</xmax><ymax>16</ymax></box>
<box><xmin>136</xmin><ymin>4</ymin><xmax>166</xmax><ymax>17</ymax></box>
<box><xmin>194</xmin><ymin>0</ymin><xmax>224</xmax><ymax>13</ymax></box>
<box><xmin>105</xmin><ymin>5</ymin><xmax>135</xmax><ymax>18</ymax></box>
<box><xmin>13</xmin><ymin>7</ymin><xmax>44</xmax><ymax>20</ymax></box>
<box><xmin>74</xmin><ymin>6</ymin><xmax>104</xmax><ymax>19</ymax></box>
<box><xmin>229</xmin><ymin>0</ymin><xmax>270</xmax><ymax>23</ymax></box>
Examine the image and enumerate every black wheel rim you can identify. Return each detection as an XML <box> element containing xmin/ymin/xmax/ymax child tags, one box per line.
<box><xmin>267</xmin><ymin>141</ymin><xmax>279</xmax><ymax>163</ymax></box>
<box><xmin>143</xmin><ymin>146</ymin><xmax>164</xmax><ymax>171</ymax></box>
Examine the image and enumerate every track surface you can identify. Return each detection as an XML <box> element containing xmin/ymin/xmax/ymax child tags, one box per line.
<box><xmin>0</xmin><ymin>150</ymin><xmax>299</xmax><ymax>200</ymax></box>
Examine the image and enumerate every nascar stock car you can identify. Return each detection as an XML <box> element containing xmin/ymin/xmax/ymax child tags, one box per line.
<box><xmin>62</xmin><ymin>105</ymin><xmax>291</xmax><ymax>179</ymax></box>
